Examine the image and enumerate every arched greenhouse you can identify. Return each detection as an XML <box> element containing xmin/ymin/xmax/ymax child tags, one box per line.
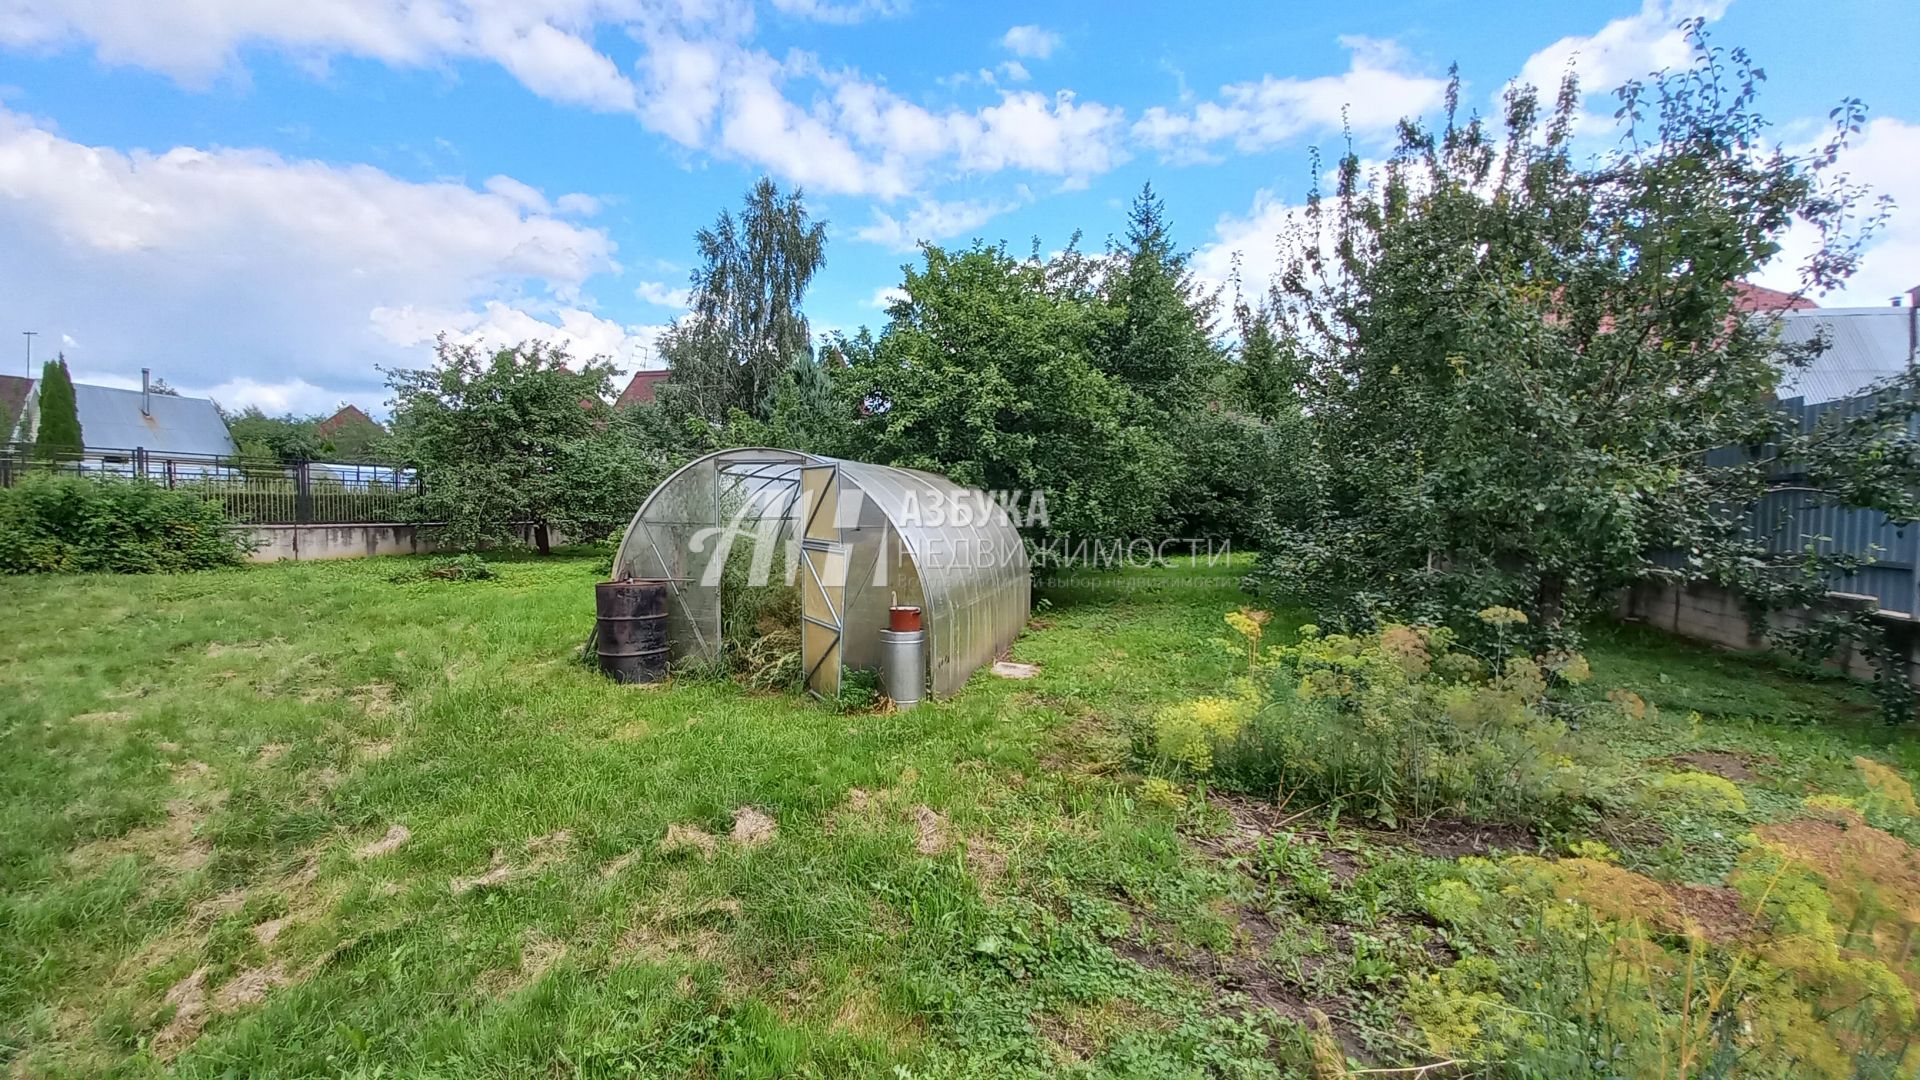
<box><xmin>611</xmin><ymin>448</ymin><xmax>1030</xmax><ymax>698</ymax></box>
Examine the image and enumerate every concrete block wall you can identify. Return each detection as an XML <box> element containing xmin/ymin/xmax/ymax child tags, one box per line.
<box><xmin>1620</xmin><ymin>579</ymin><xmax>1918</xmax><ymax>686</ymax></box>
<box><xmin>234</xmin><ymin>523</ymin><xmax>571</xmax><ymax>563</ymax></box>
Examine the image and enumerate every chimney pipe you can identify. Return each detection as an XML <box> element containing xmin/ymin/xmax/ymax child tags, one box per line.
<box><xmin>1910</xmin><ymin>285</ymin><xmax>1920</xmax><ymax>366</ymax></box>
<box><xmin>141</xmin><ymin>368</ymin><xmax>151</xmax><ymax>416</ymax></box>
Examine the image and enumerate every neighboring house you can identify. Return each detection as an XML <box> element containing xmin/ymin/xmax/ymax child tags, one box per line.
<box><xmin>0</xmin><ymin>374</ymin><xmax>32</xmax><ymax>441</ymax></box>
<box><xmin>315</xmin><ymin>403</ymin><xmax>379</xmax><ymax>440</ymax></box>
<box><xmin>617</xmin><ymin>370</ymin><xmax>670</xmax><ymax>407</ymax></box>
<box><xmin>1733</xmin><ymin>281</ymin><xmax>1820</xmax><ymax>313</ymax></box>
<box><xmin>15</xmin><ymin>373</ymin><xmax>237</xmax><ymax>460</ymax></box>
<box><xmin>314</xmin><ymin>403</ymin><xmax>387</xmax><ymax>460</ymax></box>
<box><xmin>1773</xmin><ymin>302</ymin><xmax>1918</xmax><ymax>406</ymax></box>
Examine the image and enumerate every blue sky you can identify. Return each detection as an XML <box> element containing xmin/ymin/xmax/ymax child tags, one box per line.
<box><xmin>1</xmin><ymin>0</ymin><xmax>1914</xmax><ymax>416</ymax></box>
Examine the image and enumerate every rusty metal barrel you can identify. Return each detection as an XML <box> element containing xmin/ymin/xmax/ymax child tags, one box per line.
<box><xmin>595</xmin><ymin>579</ymin><xmax>669</xmax><ymax>683</ymax></box>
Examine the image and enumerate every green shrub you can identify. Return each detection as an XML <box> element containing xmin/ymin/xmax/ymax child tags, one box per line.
<box><xmin>0</xmin><ymin>475</ymin><xmax>246</xmax><ymax>574</ymax></box>
<box><xmin>1155</xmin><ymin>613</ymin><xmax>1612</xmax><ymax>826</ymax></box>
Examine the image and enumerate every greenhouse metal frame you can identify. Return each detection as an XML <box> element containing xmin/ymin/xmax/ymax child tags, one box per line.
<box><xmin>611</xmin><ymin>448</ymin><xmax>1030</xmax><ymax>698</ymax></box>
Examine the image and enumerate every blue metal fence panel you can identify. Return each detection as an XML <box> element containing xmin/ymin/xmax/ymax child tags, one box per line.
<box><xmin>1734</xmin><ymin>388</ymin><xmax>1920</xmax><ymax>616</ymax></box>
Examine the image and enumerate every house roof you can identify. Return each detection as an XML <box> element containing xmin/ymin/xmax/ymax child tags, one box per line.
<box><xmin>0</xmin><ymin>375</ymin><xmax>31</xmax><ymax>440</ymax></box>
<box><xmin>70</xmin><ymin>382</ymin><xmax>238</xmax><ymax>457</ymax></box>
<box><xmin>618</xmin><ymin>369</ymin><xmax>670</xmax><ymax>407</ymax></box>
<box><xmin>316</xmin><ymin>403</ymin><xmax>382</xmax><ymax>436</ymax></box>
<box><xmin>1774</xmin><ymin>307</ymin><xmax>1916</xmax><ymax>405</ymax></box>
<box><xmin>1734</xmin><ymin>282</ymin><xmax>1818</xmax><ymax>313</ymax></box>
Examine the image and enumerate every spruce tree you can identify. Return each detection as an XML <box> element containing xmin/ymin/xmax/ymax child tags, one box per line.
<box><xmin>31</xmin><ymin>355</ymin><xmax>84</xmax><ymax>463</ymax></box>
<box><xmin>1102</xmin><ymin>183</ymin><xmax>1220</xmax><ymax>414</ymax></box>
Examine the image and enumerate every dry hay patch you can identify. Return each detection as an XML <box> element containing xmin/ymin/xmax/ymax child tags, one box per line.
<box><xmin>476</xmin><ymin>931</ymin><xmax>569</xmax><ymax>998</ymax></box>
<box><xmin>912</xmin><ymin>805</ymin><xmax>951</xmax><ymax>855</ymax></box>
<box><xmin>354</xmin><ymin>824</ymin><xmax>411</xmax><ymax>860</ymax></box>
<box><xmin>451</xmin><ymin>830</ymin><xmax>574</xmax><ymax>895</ymax></box>
<box><xmin>68</xmin><ymin>710</ymin><xmax>132</xmax><ymax>728</ymax></box>
<box><xmin>149</xmin><ymin>961</ymin><xmax>295</xmax><ymax>1058</ymax></box>
<box><xmin>212</xmin><ymin>964</ymin><xmax>292</xmax><ymax>1011</ymax></box>
<box><xmin>598</xmin><ymin>851</ymin><xmax>639</xmax><ymax>879</ymax></box>
<box><xmin>349</xmin><ymin>683</ymin><xmax>399</xmax><ymax>719</ymax></box>
<box><xmin>659</xmin><ymin>824</ymin><xmax>718</xmax><ymax>859</ymax></box>
<box><xmin>730</xmin><ymin>808</ymin><xmax>777</xmax><ymax>847</ymax></box>
<box><xmin>70</xmin><ymin>797</ymin><xmax>213</xmax><ymax>875</ymax></box>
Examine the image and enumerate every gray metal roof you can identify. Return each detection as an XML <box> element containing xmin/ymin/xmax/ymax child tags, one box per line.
<box><xmin>1773</xmin><ymin>307</ymin><xmax>1915</xmax><ymax>405</ymax></box>
<box><xmin>70</xmin><ymin>383</ymin><xmax>237</xmax><ymax>456</ymax></box>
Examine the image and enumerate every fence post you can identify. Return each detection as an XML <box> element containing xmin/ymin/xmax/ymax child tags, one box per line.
<box><xmin>134</xmin><ymin>446</ymin><xmax>148</xmax><ymax>480</ymax></box>
<box><xmin>295</xmin><ymin>461</ymin><xmax>313</xmax><ymax>524</ymax></box>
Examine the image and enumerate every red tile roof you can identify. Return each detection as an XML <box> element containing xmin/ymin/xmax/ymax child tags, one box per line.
<box><xmin>1732</xmin><ymin>282</ymin><xmax>1818</xmax><ymax>312</ymax></box>
<box><xmin>315</xmin><ymin>403</ymin><xmax>382</xmax><ymax>436</ymax></box>
<box><xmin>618</xmin><ymin>370</ymin><xmax>670</xmax><ymax>407</ymax></box>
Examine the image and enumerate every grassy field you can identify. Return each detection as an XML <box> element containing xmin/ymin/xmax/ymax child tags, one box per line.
<box><xmin>3</xmin><ymin>551</ymin><xmax>1918</xmax><ymax>1077</ymax></box>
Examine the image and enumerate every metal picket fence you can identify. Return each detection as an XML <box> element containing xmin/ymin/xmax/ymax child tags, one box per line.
<box><xmin>0</xmin><ymin>443</ymin><xmax>420</xmax><ymax>525</ymax></box>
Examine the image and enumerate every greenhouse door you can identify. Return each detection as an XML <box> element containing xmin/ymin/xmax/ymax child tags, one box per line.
<box><xmin>799</xmin><ymin>463</ymin><xmax>845</xmax><ymax>698</ymax></box>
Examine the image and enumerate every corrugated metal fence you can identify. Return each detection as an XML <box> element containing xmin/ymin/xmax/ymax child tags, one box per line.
<box><xmin>0</xmin><ymin>443</ymin><xmax>420</xmax><ymax>525</ymax></box>
<box><xmin>1722</xmin><ymin>390</ymin><xmax>1920</xmax><ymax>617</ymax></box>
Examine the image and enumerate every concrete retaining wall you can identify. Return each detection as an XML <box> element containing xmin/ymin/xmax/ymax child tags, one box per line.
<box><xmin>1619</xmin><ymin>578</ymin><xmax>1920</xmax><ymax>686</ymax></box>
<box><xmin>236</xmin><ymin>523</ymin><xmax>568</xmax><ymax>562</ymax></box>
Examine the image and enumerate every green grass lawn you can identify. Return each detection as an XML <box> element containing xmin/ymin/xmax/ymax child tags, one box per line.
<box><xmin>3</xmin><ymin>551</ymin><xmax>1916</xmax><ymax>1077</ymax></box>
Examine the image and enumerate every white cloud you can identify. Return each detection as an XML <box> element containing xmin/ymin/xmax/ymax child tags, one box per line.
<box><xmin>1512</xmin><ymin>0</ymin><xmax>1727</xmax><ymax>110</ymax></box>
<box><xmin>866</xmin><ymin>286</ymin><xmax>908</xmax><ymax>308</ymax></box>
<box><xmin>1000</xmin><ymin>25</ymin><xmax>1060</xmax><ymax>60</ymax></box>
<box><xmin>6</xmin><ymin>0</ymin><xmax>1134</xmax><ymax>200</ymax></box>
<box><xmin>1752</xmin><ymin>117</ymin><xmax>1920</xmax><ymax>308</ymax></box>
<box><xmin>372</xmin><ymin>302</ymin><xmax>670</xmax><ymax>370</ymax></box>
<box><xmin>769</xmin><ymin>0</ymin><xmax>907</xmax><ymax>24</ymax></box>
<box><xmin>0</xmin><ymin>0</ymin><xmax>646</xmax><ymax>113</ymax></box>
<box><xmin>855</xmin><ymin>197</ymin><xmax>1018</xmax><ymax>251</ymax></box>
<box><xmin>483</xmin><ymin>174</ymin><xmax>551</xmax><ymax>213</ymax></box>
<box><xmin>635</xmin><ymin>280</ymin><xmax>694</xmax><ymax>308</ymax></box>
<box><xmin>199</xmin><ymin>377</ymin><xmax>341</xmax><ymax>415</ymax></box>
<box><xmin>1191</xmin><ymin>188</ymin><xmax>1301</xmax><ymax>299</ymax></box>
<box><xmin>0</xmin><ymin>103</ymin><xmax>656</xmax><ymax>401</ymax></box>
<box><xmin>554</xmin><ymin>191</ymin><xmax>602</xmax><ymax>216</ymax></box>
<box><xmin>1135</xmin><ymin>36</ymin><xmax>1447</xmax><ymax>160</ymax></box>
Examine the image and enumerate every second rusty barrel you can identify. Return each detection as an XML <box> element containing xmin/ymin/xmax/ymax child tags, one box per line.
<box><xmin>595</xmin><ymin>579</ymin><xmax>670</xmax><ymax>683</ymax></box>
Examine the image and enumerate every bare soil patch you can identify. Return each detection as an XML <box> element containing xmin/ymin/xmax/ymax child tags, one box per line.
<box><xmin>1667</xmin><ymin>750</ymin><xmax>1769</xmax><ymax>783</ymax></box>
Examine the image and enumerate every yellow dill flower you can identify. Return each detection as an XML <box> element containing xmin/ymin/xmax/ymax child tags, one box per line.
<box><xmin>1476</xmin><ymin>606</ymin><xmax>1529</xmax><ymax>627</ymax></box>
<box><xmin>1855</xmin><ymin>756</ymin><xmax>1920</xmax><ymax>818</ymax></box>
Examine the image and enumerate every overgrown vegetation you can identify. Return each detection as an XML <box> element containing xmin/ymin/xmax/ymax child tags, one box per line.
<box><xmin>385</xmin><ymin>338</ymin><xmax>669</xmax><ymax>553</ymax></box>
<box><xmin>6</xmin><ymin>553</ymin><xmax>1918</xmax><ymax>1078</ymax></box>
<box><xmin>0</xmin><ymin>473</ymin><xmax>246</xmax><ymax>573</ymax></box>
<box><xmin>1153</xmin><ymin>609</ymin><xmax>1606</xmax><ymax>827</ymax></box>
<box><xmin>1246</xmin><ymin>27</ymin><xmax>1917</xmax><ymax>714</ymax></box>
<box><xmin>224</xmin><ymin>405</ymin><xmax>388</xmax><ymax>465</ymax></box>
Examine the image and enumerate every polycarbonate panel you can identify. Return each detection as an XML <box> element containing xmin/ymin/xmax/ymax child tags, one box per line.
<box><xmin>609</xmin><ymin>447</ymin><xmax>1030</xmax><ymax>697</ymax></box>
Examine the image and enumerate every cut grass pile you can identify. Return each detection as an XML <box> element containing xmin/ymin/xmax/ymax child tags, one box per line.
<box><xmin>2</xmin><ymin>550</ymin><xmax>1917</xmax><ymax>1076</ymax></box>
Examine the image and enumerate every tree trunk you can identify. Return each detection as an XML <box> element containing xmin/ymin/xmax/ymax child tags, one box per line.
<box><xmin>1535</xmin><ymin>573</ymin><xmax>1566</xmax><ymax>635</ymax></box>
<box><xmin>536</xmin><ymin>522</ymin><xmax>552</xmax><ymax>556</ymax></box>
